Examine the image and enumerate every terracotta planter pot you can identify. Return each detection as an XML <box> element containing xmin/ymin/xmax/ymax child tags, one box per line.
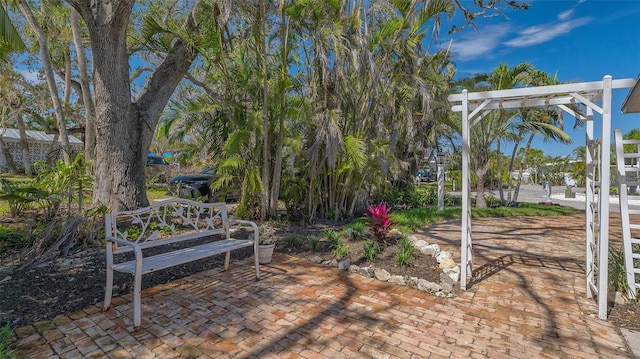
<box><xmin>258</xmin><ymin>244</ymin><xmax>276</xmax><ymax>264</ymax></box>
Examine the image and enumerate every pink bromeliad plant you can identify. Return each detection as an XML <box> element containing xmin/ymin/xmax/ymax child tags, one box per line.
<box><xmin>368</xmin><ymin>200</ymin><xmax>396</xmax><ymax>246</ymax></box>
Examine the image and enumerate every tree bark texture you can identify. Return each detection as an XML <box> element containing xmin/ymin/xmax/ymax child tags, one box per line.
<box><xmin>69</xmin><ymin>0</ymin><xmax>198</xmax><ymax>210</ymax></box>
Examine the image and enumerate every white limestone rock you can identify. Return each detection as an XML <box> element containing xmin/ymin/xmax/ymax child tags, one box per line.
<box><xmin>388</xmin><ymin>275</ymin><xmax>406</xmax><ymax>286</ymax></box>
<box><xmin>417</xmin><ymin>279</ymin><xmax>441</xmax><ymax>293</ymax></box>
<box><xmin>374</xmin><ymin>268</ymin><xmax>391</xmax><ymax>282</ymax></box>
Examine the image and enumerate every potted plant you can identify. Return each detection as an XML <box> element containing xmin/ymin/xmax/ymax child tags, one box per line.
<box><xmin>258</xmin><ymin>224</ymin><xmax>276</xmax><ymax>264</ymax></box>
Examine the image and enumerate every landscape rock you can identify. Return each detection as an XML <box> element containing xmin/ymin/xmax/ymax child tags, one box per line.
<box><xmin>443</xmin><ymin>266</ymin><xmax>460</xmax><ymax>283</ymax></box>
<box><xmin>310</xmin><ymin>256</ymin><xmax>323</xmax><ymax>264</ymax></box>
<box><xmin>349</xmin><ymin>264</ymin><xmax>360</xmax><ymax>273</ymax></box>
<box><xmin>338</xmin><ymin>260</ymin><xmax>350</xmax><ymax>270</ymax></box>
<box><xmin>439</xmin><ymin>257</ymin><xmax>457</xmax><ymax>270</ymax></box>
<box><xmin>360</xmin><ymin>265</ymin><xmax>374</xmax><ymax>277</ymax></box>
<box><xmin>440</xmin><ymin>282</ymin><xmax>454</xmax><ymax>294</ymax></box>
<box><xmin>421</xmin><ymin>244</ymin><xmax>440</xmax><ymax>257</ymax></box>
<box><xmin>388</xmin><ymin>229</ymin><xmax>403</xmax><ymax>239</ymax></box>
<box><xmin>413</xmin><ymin>239</ymin><xmax>428</xmax><ymax>248</ymax></box>
<box><xmin>436</xmin><ymin>251</ymin><xmax>452</xmax><ymax>263</ymax></box>
<box><xmin>322</xmin><ymin>259</ymin><xmax>338</xmax><ymax>267</ymax></box>
<box><xmin>388</xmin><ymin>275</ymin><xmax>406</xmax><ymax>286</ymax></box>
<box><xmin>417</xmin><ymin>279</ymin><xmax>441</xmax><ymax>293</ymax></box>
<box><xmin>374</xmin><ymin>268</ymin><xmax>391</xmax><ymax>282</ymax></box>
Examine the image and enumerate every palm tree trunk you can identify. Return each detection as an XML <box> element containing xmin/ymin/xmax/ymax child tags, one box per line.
<box><xmin>259</xmin><ymin>1</ymin><xmax>270</xmax><ymax>221</ymax></box>
<box><xmin>17</xmin><ymin>0</ymin><xmax>71</xmax><ymax>164</ymax></box>
<box><xmin>506</xmin><ymin>139</ymin><xmax>521</xmax><ymax>205</ymax></box>
<box><xmin>71</xmin><ymin>8</ymin><xmax>96</xmax><ymax>165</ymax></box>
<box><xmin>496</xmin><ymin>139</ymin><xmax>505</xmax><ymax>205</ymax></box>
<box><xmin>512</xmin><ymin>134</ymin><xmax>535</xmax><ymax>204</ymax></box>
<box><xmin>15</xmin><ymin>114</ymin><xmax>32</xmax><ymax>176</ymax></box>
<box><xmin>269</xmin><ymin>2</ymin><xmax>288</xmax><ymax>218</ymax></box>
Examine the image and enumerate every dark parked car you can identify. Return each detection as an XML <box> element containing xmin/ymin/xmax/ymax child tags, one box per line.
<box><xmin>168</xmin><ymin>167</ymin><xmax>238</xmax><ymax>202</ymax></box>
<box><xmin>146</xmin><ymin>155</ymin><xmax>170</xmax><ymax>182</ymax></box>
<box><xmin>416</xmin><ymin>168</ymin><xmax>436</xmax><ymax>183</ymax></box>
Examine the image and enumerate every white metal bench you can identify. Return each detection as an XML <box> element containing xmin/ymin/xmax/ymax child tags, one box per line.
<box><xmin>103</xmin><ymin>198</ymin><xmax>260</xmax><ymax>327</ymax></box>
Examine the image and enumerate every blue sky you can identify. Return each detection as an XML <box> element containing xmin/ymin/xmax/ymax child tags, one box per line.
<box><xmin>442</xmin><ymin>0</ymin><xmax>640</xmax><ymax>157</ymax></box>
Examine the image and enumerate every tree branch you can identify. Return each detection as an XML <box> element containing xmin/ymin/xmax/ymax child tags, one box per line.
<box><xmin>135</xmin><ymin>1</ymin><xmax>202</xmax><ymax>127</ymax></box>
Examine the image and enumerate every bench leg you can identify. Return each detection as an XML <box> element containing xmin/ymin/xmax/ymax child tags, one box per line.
<box><xmin>224</xmin><ymin>251</ymin><xmax>230</xmax><ymax>270</ymax></box>
<box><xmin>133</xmin><ymin>271</ymin><xmax>142</xmax><ymax>327</ymax></box>
<box><xmin>254</xmin><ymin>251</ymin><xmax>260</xmax><ymax>280</ymax></box>
<box><xmin>104</xmin><ymin>266</ymin><xmax>113</xmax><ymax>310</ymax></box>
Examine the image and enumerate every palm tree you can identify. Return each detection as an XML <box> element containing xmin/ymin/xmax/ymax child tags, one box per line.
<box><xmin>510</xmin><ymin>70</ymin><xmax>575</xmax><ymax>204</ymax></box>
<box><xmin>471</xmin><ymin>62</ymin><xmax>534</xmax><ymax>205</ymax></box>
<box><xmin>0</xmin><ymin>4</ymin><xmax>25</xmax><ymax>55</ymax></box>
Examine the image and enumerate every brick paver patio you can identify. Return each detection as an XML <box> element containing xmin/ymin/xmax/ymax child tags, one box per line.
<box><xmin>12</xmin><ymin>214</ymin><xmax>633</xmax><ymax>358</ymax></box>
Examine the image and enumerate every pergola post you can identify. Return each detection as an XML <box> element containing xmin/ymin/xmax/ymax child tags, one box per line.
<box><xmin>461</xmin><ymin>89</ymin><xmax>472</xmax><ymax>289</ymax></box>
<box><xmin>596</xmin><ymin>75</ymin><xmax>613</xmax><ymax>319</ymax></box>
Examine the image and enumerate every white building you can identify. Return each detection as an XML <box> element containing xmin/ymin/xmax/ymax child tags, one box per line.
<box><xmin>0</xmin><ymin>129</ymin><xmax>84</xmax><ymax>170</ymax></box>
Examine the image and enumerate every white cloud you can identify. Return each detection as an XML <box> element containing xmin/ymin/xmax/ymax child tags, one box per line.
<box><xmin>558</xmin><ymin>9</ymin><xmax>574</xmax><ymax>21</ymax></box>
<box><xmin>450</xmin><ymin>24</ymin><xmax>511</xmax><ymax>62</ymax></box>
<box><xmin>504</xmin><ymin>17</ymin><xmax>592</xmax><ymax>47</ymax></box>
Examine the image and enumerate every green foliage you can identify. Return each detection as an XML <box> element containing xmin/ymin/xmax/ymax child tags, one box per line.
<box><xmin>371</xmin><ymin>185</ymin><xmax>458</xmax><ymax>209</ymax></box>
<box><xmin>0</xmin><ymin>179</ymin><xmax>41</xmax><ymax>217</ymax></box>
<box><xmin>609</xmin><ymin>244</ymin><xmax>640</xmax><ymax>301</ymax></box>
<box><xmin>324</xmin><ymin>229</ymin><xmax>341</xmax><ymax>248</ymax></box>
<box><xmin>307</xmin><ymin>235</ymin><xmax>320</xmax><ymax>251</ymax></box>
<box><xmin>344</xmin><ymin>226</ymin><xmax>365</xmax><ymax>241</ymax></box>
<box><xmin>0</xmin><ymin>325</ymin><xmax>16</xmax><ymax>359</ymax></box>
<box><xmin>0</xmin><ymin>324</ymin><xmax>15</xmax><ymax>359</ymax></box>
<box><xmin>0</xmin><ymin>225</ymin><xmax>28</xmax><ymax>254</ymax></box>
<box><xmin>332</xmin><ymin>241</ymin><xmax>349</xmax><ymax>260</ymax></box>
<box><xmin>362</xmin><ymin>239</ymin><xmax>381</xmax><ymax>261</ymax></box>
<box><xmin>285</xmin><ymin>235</ymin><xmax>298</xmax><ymax>248</ymax></box>
<box><xmin>394</xmin><ymin>236</ymin><xmax>414</xmax><ymax>266</ymax></box>
<box><xmin>609</xmin><ymin>245</ymin><xmax>630</xmax><ymax>294</ymax></box>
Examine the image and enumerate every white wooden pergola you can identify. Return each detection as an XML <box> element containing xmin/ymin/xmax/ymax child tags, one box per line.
<box><xmin>448</xmin><ymin>75</ymin><xmax>637</xmax><ymax>320</ymax></box>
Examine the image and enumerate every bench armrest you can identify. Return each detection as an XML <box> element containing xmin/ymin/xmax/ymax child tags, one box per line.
<box><xmin>106</xmin><ymin>235</ymin><xmax>143</xmax><ymax>258</ymax></box>
<box><xmin>229</xmin><ymin>219</ymin><xmax>259</xmax><ymax>244</ymax></box>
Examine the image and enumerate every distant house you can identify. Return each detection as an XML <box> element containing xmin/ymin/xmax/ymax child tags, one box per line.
<box><xmin>0</xmin><ymin>129</ymin><xmax>84</xmax><ymax>170</ymax></box>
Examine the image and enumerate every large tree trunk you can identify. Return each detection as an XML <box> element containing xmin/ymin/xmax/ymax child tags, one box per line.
<box><xmin>71</xmin><ymin>8</ymin><xmax>96</xmax><ymax>165</ymax></box>
<box><xmin>70</xmin><ymin>0</ymin><xmax>198</xmax><ymax>211</ymax></box>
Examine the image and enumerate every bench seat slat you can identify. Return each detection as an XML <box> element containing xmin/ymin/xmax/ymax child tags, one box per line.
<box><xmin>111</xmin><ymin>239</ymin><xmax>254</xmax><ymax>275</ymax></box>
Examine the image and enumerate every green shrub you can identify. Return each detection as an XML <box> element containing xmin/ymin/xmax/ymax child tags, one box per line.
<box><xmin>307</xmin><ymin>235</ymin><xmax>320</xmax><ymax>251</ymax></box>
<box><xmin>0</xmin><ymin>324</ymin><xmax>15</xmax><ymax>359</ymax></box>
<box><xmin>333</xmin><ymin>241</ymin><xmax>349</xmax><ymax>260</ymax></box>
<box><xmin>324</xmin><ymin>229</ymin><xmax>341</xmax><ymax>249</ymax></box>
<box><xmin>394</xmin><ymin>236</ymin><xmax>414</xmax><ymax>266</ymax></box>
<box><xmin>362</xmin><ymin>239</ymin><xmax>382</xmax><ymax>261</ymax></box>
<box><xmin>285</xmin><ymin>235</ymin><xmax>298</xmax><ymax>248</ymax></box>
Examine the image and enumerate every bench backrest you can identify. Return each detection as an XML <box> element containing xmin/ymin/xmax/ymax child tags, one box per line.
<box><xmin>106</xmin><ymin>198</ymin><xmax>231</xmax><ymax>254</ymax></box>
